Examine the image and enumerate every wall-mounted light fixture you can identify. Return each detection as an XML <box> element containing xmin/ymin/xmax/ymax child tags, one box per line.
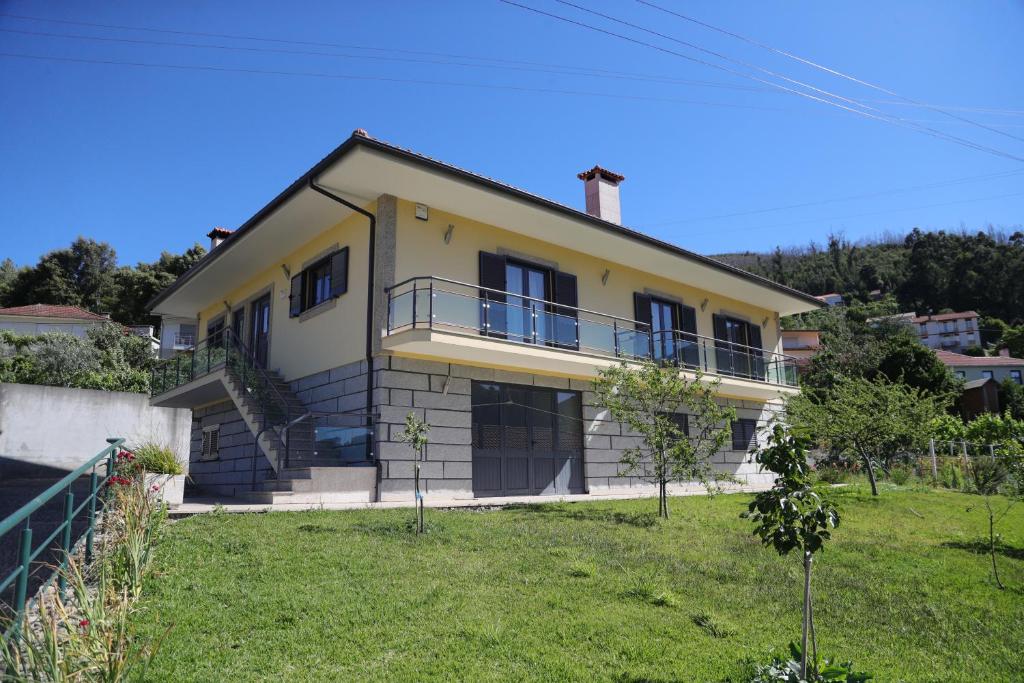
<box><xmin>700</xmin><ymin>298</ymin><xmax>709</xmax><ymax>312</ymax></box>
<box><xmin>762</xmin><ymin>316</ymin><xmax>770</xmax><ymax>328</ymax></box>
<box><xmin>280</xmin><ymin>264</ymin><xmax>291</xmax><ymax>279</ymax></box>
<box><xmin>223</xmin><ymin>301</ymin><xmax>232</xmax><ymax>312</ymax></box>
<box><xmin>443</xmin><ymin>224</ymin><xmax>455</xmax><ymax>244</ymax></box>
<box><xmin>601</xmin><ymin>269</ymin><xmax>610</xmax><ymax>286</ymax></box>
<box><xmin>415</xmin><ymin>203</ymin><xmax>429</xmax><ymax>221</ymax></box>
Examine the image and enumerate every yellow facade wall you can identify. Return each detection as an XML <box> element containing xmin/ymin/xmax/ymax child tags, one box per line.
<box><xmin>391</xmin><ymin>199</ymin><xmax>781</xmax><ymax>354</ymax></box>
<box><xmin>197</xmin><ymin>208</ymin><xmax>371</xmax><ymax>381</ymax></box>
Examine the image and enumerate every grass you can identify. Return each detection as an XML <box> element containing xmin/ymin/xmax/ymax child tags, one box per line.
<box><xmin>133</xmin><ymin>485</ymin><xmax>1024</xmax><ymax>682</ymax></box>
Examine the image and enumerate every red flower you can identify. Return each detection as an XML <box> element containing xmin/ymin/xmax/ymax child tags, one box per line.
<box><xmin>79</xmin><ymin>618</ymin><xmax>90</xmax><ymax>628</ymax></box>
<box><xmin>151</xmin><ymin>484</ymin><xmax>160</xmax><ymax>492</ymax></box>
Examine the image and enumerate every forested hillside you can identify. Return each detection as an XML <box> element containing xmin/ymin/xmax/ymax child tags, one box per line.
<box><xmin>714</xmin><ymin>228</ymin><xmax>1024</xmax><ymax>324</ymax></box>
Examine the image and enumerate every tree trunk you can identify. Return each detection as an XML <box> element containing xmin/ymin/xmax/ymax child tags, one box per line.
<box><xmin>989</xmin><ymin>504</ymin><xmax>1004</xmax><ymax>590</ymax></box>
<box><xmin>414</xmin><ymin>459</ymin><xmax>423</xmax><ymax>534</ymax></box>
<box><xmin>862</xmin><ymin>454</ymin><xmax>879</xmax><ymax>496</ymax></box>
<box><xmin>659</xmin><ymin>479</ymin><xmax>669</xmax><ymax>519</ymax></box>
<box><xmin>801</xmin><ymin>552</ymin><xmax>813</xmax><ymax>679</ymax></box>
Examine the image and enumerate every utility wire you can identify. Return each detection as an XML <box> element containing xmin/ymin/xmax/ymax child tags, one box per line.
<box><xmin>648</xmin><ymin>168</ymin><xmax>1024</xmax><ymax>226</ymax></box>
<box><xmin>0</xmin><ymin>11</ymin><xmax>763</xmax><ymax>91</ymax></box>
<box><xmin>0</xmin><ymin>52</ymin><xmax>783</xmax><ymax>111</ymax></box>
<box><xmin>499</xmin><ymin>0</ymin><xmax>1024</xmax><ymax>162</ymax></box>
<box><xmin>636</xmin><ymin>0</ymin><xmax>1024</xmax><ymax>143</ymax></box>
<box><xmin>0</xmin><ymin>26</ymin><xmax>768</xmax><ymax>91</ymax></box>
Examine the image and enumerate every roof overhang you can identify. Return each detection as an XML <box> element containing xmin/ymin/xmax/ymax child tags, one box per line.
<box><xmin>151</xmin><ymin>134</ymin><xmax>823</xmax><ymax>318</ymax></box>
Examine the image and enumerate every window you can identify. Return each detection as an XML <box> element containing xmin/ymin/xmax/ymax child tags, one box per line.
<box><xmin>981</xmin><ymin>370</ymin><xmax>994</xmax><ymax>380</ymax></box>
<box><xmin>206</xmin><ymin>316</ymin><xmax>225</xmax><ymax>346</ymax></box>
<box><xmin>289</xmin><ymin>247</ymin><xmax>348</xmax><ymax>317</ymax></box>
<box><xmin>661</xmin><ymin>412</ymin><xmax>689</xmax><ymax>438</ymax></box>
<box><xmin>731</xmin><ymin>418</ymin><xmax>757</xmax><ymax>452</ymax></box>
<box><xmin>1012</xmin><ymin>370</ymin><xmax>1022</xmax><ymax>385</ymax></box>
<box><xmin>955</xmin><ymin>371</ymin><xmax>966</xmax><ymax>380</ymax></box>
<box><xmin>201</xmin><ymin>425</ymin><xmax>220</xmax><ymax>460</ymax></box>
<box><xmin>713</xmin><ymin>315</ymin><xmax>764</xmax><ymax>379</ymax></box>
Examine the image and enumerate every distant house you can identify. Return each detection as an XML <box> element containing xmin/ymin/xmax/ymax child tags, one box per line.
<box><xmin>815</xmin><ymin>293</ymin><xmax>843</xmax><ymax>307</ymax></box>
<box><xmin>935</xmin><ymin>349</ymin><xmax>1024</xmax><ymax>386</ymax></box>
<box><xmin>913</xmin><ymin>311</ymin><xmax>980</xmax><ymax>353</ymax></box>
<box><xmin>780</xmin><ymin>329</ymin><xmax>821</xmax><ymax>375</ymax></box>
<box><xmin>0</xmin><ymin>304</ymin><xmax>111</xmax><ymax>337</ymax></box>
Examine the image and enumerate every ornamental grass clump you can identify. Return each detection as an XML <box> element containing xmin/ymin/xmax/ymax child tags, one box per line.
<box><xmin>130</xmin><ymin>442</ymin><xmax>183</xmax><ymax>476</ymax></box>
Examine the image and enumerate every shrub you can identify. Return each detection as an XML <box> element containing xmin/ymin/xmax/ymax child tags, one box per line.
<box><xmin>131</xmin><ymin>442</ymin><xmax>184</xmax><ymax>475</ymax></box>
<box><xmin>889</xmin><ymin>464</ymin><xmax>912</xmax><ymax>486</ymax></box>
<box><xmin>750</xmin><ymin>643</ymin><xmax>873</xmax><ymax>682</ymax></box>
<box><xmin>814</xmin><ymin>466</ymin><xmax>850</xmax><ymax>485</ymax></box>
<box><xmin>939</xmin><ymin>462</ymin><xmax>964</xmax><ymax>491</ymax></box>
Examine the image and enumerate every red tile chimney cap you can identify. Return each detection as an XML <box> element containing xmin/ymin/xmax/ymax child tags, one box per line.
<box><xmin>207</xmin><ymin>227</ymin><xmax>233</xmax><ymax>239</ymax></box>
<box><xmin>577</xmin><ymin>165</ymin><xmax>625</xmax><ymax>183</ymax></box>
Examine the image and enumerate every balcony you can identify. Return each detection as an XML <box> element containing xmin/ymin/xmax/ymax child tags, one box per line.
<box><xmin>172</xmin><ymin>333</ymin><xmax>195</xmax><ymax>348</ymax></box>
<box><xmin>384</xmin><ymin>277</ymin><xmax>800</xmax><ymax>399</ymax></box>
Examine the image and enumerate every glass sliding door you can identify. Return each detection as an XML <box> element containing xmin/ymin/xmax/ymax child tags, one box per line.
<box><xmin>505</xmin><ymin>261</ymin><xmax>550</xmax><ymax>344</ymax></box>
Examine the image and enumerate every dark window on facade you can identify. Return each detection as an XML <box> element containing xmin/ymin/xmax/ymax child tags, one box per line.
<box><xmin>632</xmin><ymin>293</ymin><xmax>698</xmax><ymax>366</ymax></box>
<box><xmin>206</xmin><ymin>317</ymin><xmax>225</xmax><ymax>346</ymax></box>
<box><xmin>289</xmin><ymin>247</ymin><xmax>349</xmax><ymax>317</ymax></box>
<box><xmin>1011</xmin><ymin>370</ymin><xmax>1022</xmax><ymax>385</ymax></box>
<box><xmin>731</xmin><ymin>418</ymin><xmax>757</xmax><ymax>452</ymax></box>
<box><xmin>201</xmin><ymin>426</ymin><xmax>220</xmax><ymax>460</ymax></box>
<box><xmin>982</xmin><ymin>370</ymin><xmax>994</xmax><ymax>380</ymax></box>
<box><xmin>660</xmin><ymin>412</ymin><xmax>689</xmax><ymax>437</ymax></box>
<box><xmin>712</xmin><ymin>314</ymin><xmax>764</xmax><ymax>379</ymax></box>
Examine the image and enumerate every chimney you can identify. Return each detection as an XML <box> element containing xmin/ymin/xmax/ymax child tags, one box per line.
<box><xmin>206</xmin><ymin>227</ymin><xmax>233</xmax><ymax>250</ymax></box>
<box><xmin>577</xmin><ymin>166</ymin><xmax>625</xmax><ymax>224</ymax></box>
<box><xmin>998</xmin><ymin>347</ymin><xmax>1011</xmax><ymax>358</ymax></box>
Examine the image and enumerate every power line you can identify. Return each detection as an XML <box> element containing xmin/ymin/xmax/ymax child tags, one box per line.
<box><xmin>0</xmin><ymin>11</ymin><xmax>763</xmax><ymax>92</ymax></box>
<box><xmin>648</xmin><ymin>168</ymin><xmax>1024</xmax><ymax>227</ymax></box>
<box><xmin>498</xmin><ymin>0</ymin><xmax>1024</xmax><ymax>163</ymax></box>
<box><xmin>712</xmin><ymin>189</ymin><xmax>1024</xmax><ymax>236</ymax></box>
<box><xmin>0</xmin><ymin>25</ymin><xmax>770</xmax><ymax>92</ymax></box>
<box><xmin>635</xmin><ymin>0</ymin><xmax>1024</xmax><ymax>143</ymax></box>
<box><xmin>0</xmin><ymin>51</ymin><xmax>785</xmax><ymax>111</ymax></box>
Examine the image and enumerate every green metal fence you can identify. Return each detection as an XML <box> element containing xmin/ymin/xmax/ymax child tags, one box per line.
<box><xmin>0</xmin><ymin>437</ymin><xmax>124</xmax><ymax>641</ymax></box>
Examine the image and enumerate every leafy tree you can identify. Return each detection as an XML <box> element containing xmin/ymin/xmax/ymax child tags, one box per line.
<box><xmin>998</xmin><ymin>378</ymin><xmax>1024</xmax><ymax>421</ymax></box>
<box><xmin>788</xmin><ymin>376</ymin><xmax>948</xmax><ymax>495</ymax></box>
<box><xmin>1001</xmin><ymin>326</ymin><xmax>1024</xmax><ymax>359</ymax></box>
<box><xmin>593</xmin><ymin>360</ymin><xmax>736</xmax><ymax>518</ymax></box>
<box><xmin>397</xmin><ymin>412</ymin><xmax>430</xmax><ymax>534</ymax></box>
<box><xmin>965</xmin><ymin>457</ymin><xmax>1021</xmax><ymax>590</ymax></box>
<box><xmin>743</xmin><ymin>424</ymin><xmax>841</xmax><ymax>680</ymax></box>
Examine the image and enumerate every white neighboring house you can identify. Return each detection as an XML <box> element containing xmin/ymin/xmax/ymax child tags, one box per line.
<box><xmin>913</xmin><ymin>311</ymin><xmax>980</xmax><ymax>353</ymax></box>
<box><xmin>935</xmin><ymin>349</ymin><xmax>1024</xmax><ymax>385</ymax></box>
<box><xmin>0</xmin><ymin>304</ymin><xmax>112</xmax><ymax>337</ymax></box>
<box><xmin>158</xmin><ymin>317</ymin><xmax>197</xmax><ymax>359</ymax></box>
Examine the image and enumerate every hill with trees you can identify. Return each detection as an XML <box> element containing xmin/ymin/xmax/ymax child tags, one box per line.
<box><xmin>714</xmin><ymin>228</ymin><xmax>1024</xmax><ymax>326</ymax></box>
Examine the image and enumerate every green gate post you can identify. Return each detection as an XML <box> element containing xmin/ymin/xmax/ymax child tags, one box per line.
<box><xmin>58</xmin><ymin>490</ymin><xmax>74</xmax><ymax>592</ymax></box>
<box><xmin>14</xmin><ymin>526</ymin><xmax>32</xmax><ymax>626</ymax></box>
<box><xmin>85</xmin><ymin>471</ymin><xmax>99</xmax><ymax>564</ymax></box>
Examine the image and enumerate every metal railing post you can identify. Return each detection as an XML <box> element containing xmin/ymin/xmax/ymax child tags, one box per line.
<box><xmin>58</xmin><ymin>489</ymin><xmax>74</xmax><ymax>592</ymax></box>
<box><xmin>85</xmin><ymin>471</ymin><xmax>98</xmax><ymax>564</ymax></box>
<box><xmin>613</xmin><ymin>320</ymin><xmax>620</xmax><ymax>357</ymax></box>
<box><xmin>14</xmin><ymin>525</ymin><xmax>32</xmax><ymax>625</ymax></box>
<box><xmin>428</xmin><ymin>279</ymin><xmax>434</xmax><ymax>329</ymax></box>
<box><xmin>929</xmin><ymin>439</ymin><xmax>938</xmax><ymax>479</ymax></box>
<box><xmin>411</xmin><ymin>280</ymin><xmax>418</xmax><ymax>329</ymax></box>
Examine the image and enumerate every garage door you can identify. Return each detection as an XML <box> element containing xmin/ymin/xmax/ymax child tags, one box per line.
<box><xmin>471</xmin><ymin>381</ymin><xmax>584</xmax><ymax>497</ymax></box>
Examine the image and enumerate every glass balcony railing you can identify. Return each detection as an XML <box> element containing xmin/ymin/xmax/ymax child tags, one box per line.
<box><xmin>385</xmin><ymin>276</ymin><xmax>800</xmax><ymax>387</ymax></box>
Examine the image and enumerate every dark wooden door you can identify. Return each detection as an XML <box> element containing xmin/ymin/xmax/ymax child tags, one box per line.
<box><xmin>472</xmin><ymin>382</ymin><xmax>584</xmax><ymax>497</ymax></box>
<box><xmin>250</xmin><ymin>294</ymin><xmax>271</xmax><ymax>367</ymax></box>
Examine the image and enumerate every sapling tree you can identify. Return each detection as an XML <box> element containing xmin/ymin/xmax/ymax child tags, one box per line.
<box><xmin>743</xmin><ymin>424</ymin><xmax>840</xmax><ymax>681</ymax></box>
<box><xmin>398</xmin><ymin>412</ymin><xmax>430</xmax><ymax>534</ymax></box>
<box><xmin>966</xmin><ymin>455</ymin><xmax>1022</xmax><ymax>590</ymax></box>
<box><xmin>593</xmin><ymin>360</ymin><xmax>736</xmax><ymax>519</ymax></box>
<box><xmin>787</xmin><ymin>376</ymin><xmax>947</xmax><ymax>496</ymax></box>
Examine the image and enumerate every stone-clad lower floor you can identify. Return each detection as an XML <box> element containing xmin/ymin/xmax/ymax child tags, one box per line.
<box><xmin>185</xmin><ymin>355</ymin><xmax>783</xmax><ymax>502</ymax></box>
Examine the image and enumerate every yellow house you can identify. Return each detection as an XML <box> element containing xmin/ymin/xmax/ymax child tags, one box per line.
<box><xmin>148</xmin><ymin>129</ymin><xmax>821</xmax><ymax>503</ymax></box>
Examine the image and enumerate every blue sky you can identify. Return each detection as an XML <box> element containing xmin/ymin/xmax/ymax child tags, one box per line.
<box><xmin>1</xmin><ymin>0</ymin><xmax>1022</xmax><ymax>267</ymax></box>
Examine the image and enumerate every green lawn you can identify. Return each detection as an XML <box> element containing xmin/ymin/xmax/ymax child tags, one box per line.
<box><xmin>134</xmin><ymin>485</ymin><xmax>1024</xmax><ymax>682</ymax></box>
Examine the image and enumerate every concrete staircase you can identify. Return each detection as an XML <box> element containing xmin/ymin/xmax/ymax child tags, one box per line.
<box><xmin>220</xmin><ymin>363</ymin><xmax>378</xmax><ymax>503</ymax></box>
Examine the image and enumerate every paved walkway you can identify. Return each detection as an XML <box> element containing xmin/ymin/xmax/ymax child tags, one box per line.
<box><xmin>167</xmin><ymin>483</ymin><xmax>770</xmax><ymax>517</ymax></box>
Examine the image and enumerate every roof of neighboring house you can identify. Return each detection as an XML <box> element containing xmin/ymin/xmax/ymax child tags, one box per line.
<box><xmin>913</xmin><ymin>311</ymin><xmax>979</xmax><ymax>323</ymax></box>
<box><xmin>935</xmin><ymin>350</ymin><xmax>1024</xmax><ymax>368</ymax></box>
<box><xmin>148</xmin><ymin>129</ymin><xmax>824</xmax><ymax>312</ymax></box>
<box><xmin>963</xmin><ymin>377</ymin><xmax>998</xmax><ymax>391</ymax></box>
<box><xmin>0</xmin><ymin>304</ymin><xmax>110</xmax><ymax>321</ymax></box>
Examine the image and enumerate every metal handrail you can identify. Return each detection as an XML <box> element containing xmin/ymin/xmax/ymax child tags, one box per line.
<box><xmin>386</xmin><ymin>276</ymin><xmax>800</xmax><ymax>387</ymax></box>
<box><xmin>1</xmin><ymin>437</ymin><xmax>124</xmax><ymax>639</ymax></box>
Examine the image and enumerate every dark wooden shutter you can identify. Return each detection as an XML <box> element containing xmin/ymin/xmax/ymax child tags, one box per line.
<box><xmin>552</xmin><ymin>271</ymin><xmax>578</xmax><ymax>350</ymax></box>
<box><xmin>330</xmin><ymin>247</ymin><xmax>349</xmax><ymax>298</ymax></box>
<box><xmin>747</xmin><ymin>322</ymin><xmax>765</xmax><ymax>380</ymax></box>
<box><xmin>479</xmin><ymin>252</ymin><xmax>507</xmax><ymax>338</ymax></box>
<box><xmin>289</xmin><ymin>273</ymin><xmax>304</xmax><ymax>317</ymax></box>
<box><xmin>712</xmin><ymin>313</ymin><xmax>732</xmax><ymax>375</ymax></box>
<box><xmin>633</xmin><ymin>293</ymin><xmax>653</xmax><ymax>360</ymax></box>
<box><xmin>679</xmin><ymin>304</ymin><xmax>699</xmax><ymax>368</ymax></box>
